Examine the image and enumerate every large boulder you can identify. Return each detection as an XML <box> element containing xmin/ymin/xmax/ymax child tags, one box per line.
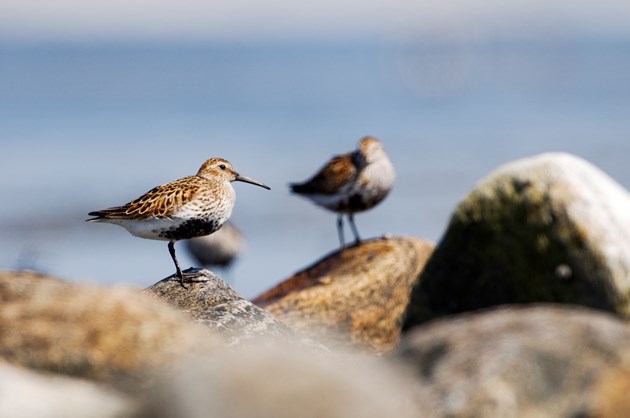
<box><xmin>252</xmin><ymin>237</ymin><xmax>434</xmax><ymax>353</ymax></box>
<box><xmin>404</xmin><ymin>153</ymin><xmax>630</xmax><ymax>328</ymax></box>
<box><xmin>145</xmin><ymin>269</ymin><xmax>323</xmax><ymax>349</ymax></box>
<box><xmin>0</xmin><ymin>271</ymin><xmax>219</xmax><ymax>392</ymax></box>
<box><xmin>395</xmin><ymin>305</ymin><xmax>630</xmax><ymax>418</ymax></box>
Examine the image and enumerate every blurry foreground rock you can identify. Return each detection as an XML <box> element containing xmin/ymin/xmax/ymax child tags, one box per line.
<box><xmin>395</xmin><ymin>305</ymin><xmax>630</xmax><ymax>418</ymax></box>
<box><xmin>253</xmin><ymin>237</ymin><xmax>434</xmax><ymax>353</ymax></box>
<box><xmin>145</xmin><ymin>268</ymin><xmax>324</xmax><ymax>349</ymax></box>
<box><xmin>404</xmin><ymin>152</ymin><xmax>630</xmax><ymax>328</ymax></box>
<box><xmin>0</xmin><ymin>362</ymin><xmax>130</xmax><ymax>418</ymax></box>
<box><xmin>0</xmin><ymin>271</ymin><xmax>219</xmax><ymax>392</ymax></box>
<box><xmin>129</xmin><ymin>344</ymin><xmax>421</xmax><ymax>418</ymax></box>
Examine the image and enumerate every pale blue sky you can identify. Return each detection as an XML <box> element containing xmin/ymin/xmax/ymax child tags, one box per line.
<box><xmin>2</xmin><ymin>0</ymin><xmax>630</xmax><ymax>41</ymax></box>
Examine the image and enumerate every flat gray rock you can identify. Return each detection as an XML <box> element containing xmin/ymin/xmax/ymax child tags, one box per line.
<box><xmin>404</xmin><ymin>152</ymin><xmax>630</xmax><ymax>328</ymax></box>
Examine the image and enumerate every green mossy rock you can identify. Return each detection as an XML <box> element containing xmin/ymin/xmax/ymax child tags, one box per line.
<box><xmin>404</xmin><ymin>152</ymin><xmax>630</xmax><ymax>329</ymax></box>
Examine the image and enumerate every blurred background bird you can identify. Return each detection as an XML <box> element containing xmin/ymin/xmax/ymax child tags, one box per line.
<box><xmin>185</xmin><ymin>221</ymin><xmax>245</xmax><ymax>271</ymax></box>
<box><xmin>290</xmin><ymin>136</ymin><xmax>395</xmax><ymax>249</ymax></box>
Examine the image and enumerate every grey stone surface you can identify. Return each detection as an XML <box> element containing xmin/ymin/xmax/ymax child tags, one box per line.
<box><xmin>145</xmin><ymin>268</ymin><xmax>326</xmax><ymax>349</ymax></box>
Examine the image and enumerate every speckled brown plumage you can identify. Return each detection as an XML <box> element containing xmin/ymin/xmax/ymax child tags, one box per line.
<box><xmin>291</xmin><ymin>155</ymin><xmax>359</xmax><ymax>195</ymax></box>
<box><xmin>88</xmin><ymin>176</ymin><xmax>206</xmax><ymax>221</ymax></box>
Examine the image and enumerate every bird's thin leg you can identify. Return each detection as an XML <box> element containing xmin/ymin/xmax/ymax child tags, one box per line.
<box><xmin>348</xmin><ymin>214</ymin><xmax>361</xmax><ymax>246</ymax></box>
<box><xmin>337</xmin><ymin>214</ymin><xmax>346</xmax><ymax>250</ymax></box>
<box><xmin>168</xmin><ymin>241</ymin><xmax>185</xmax><ymax>287</ymax></box>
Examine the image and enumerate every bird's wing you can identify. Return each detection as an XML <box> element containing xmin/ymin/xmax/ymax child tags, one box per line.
<box><xmin>88</xmin><ymin>176</ymin><xmax>203</xmax><ymax>220</ymax></box>
<box><xmin>290</xmin><ymin>153</ymin><xmax>358</xmax><ymax>195</ymax></box>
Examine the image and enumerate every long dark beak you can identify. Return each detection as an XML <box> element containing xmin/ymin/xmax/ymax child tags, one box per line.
<box><xmin>235</xmin><ymin>173</ymin><xmax>271</xmax><ymax>190</ymax></box>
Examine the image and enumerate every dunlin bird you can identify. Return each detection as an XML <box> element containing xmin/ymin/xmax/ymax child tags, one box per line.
<box><xmin>290</xmin><ymin>136</ymin><xmax>395</xmax><ymax>249</ymax></box>
<box><xmin>185</xmin><ymin>221</ymin><xmax>245</xmax><ymax>269</ymax></box>
<box><xmin>87</xmin><ymin>158</ymin><xmax>269</xmax><ymax>286</ymax></box>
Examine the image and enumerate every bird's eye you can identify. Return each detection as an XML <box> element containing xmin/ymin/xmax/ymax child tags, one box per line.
<box><xmin>219</xmin><ymin>164</ymin><xmax>226</xmax><ymax>170</ymax></box>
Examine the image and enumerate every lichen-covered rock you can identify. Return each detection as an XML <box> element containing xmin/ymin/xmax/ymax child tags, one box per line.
<box><xmin>395</xmin><ymin>305</ymin><xmax>630</xmax><ymax>418</ymax></box>
<box><xmin>128</xmin><ymin>343</ymin><xmax>421</xmax><ymax>418</ymax></box>
<box><xmin>404</xmin><ymin>153</ymin><xmax>630</xmax><ymax>328</ymax></box>
<box><xmin>252</xmin><ymin>237</ymin><xmax>434</xmax><ymax>353</ymax></box>
<box><xmin>0</xmin><ymin>363</ymin><xmax>131</xmax><ymax>418</ymax></box>
<box><xmin>0</xmin><ymin>271</ymin><xmax>219</xmax><ymax>392</ymax></box>
<box><xmin>145</xmin><ymin>269</ymin><xmax>323</xmax><ymax>349</ymax></box>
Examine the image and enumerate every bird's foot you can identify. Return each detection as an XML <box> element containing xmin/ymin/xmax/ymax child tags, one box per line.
<box><xmin>176</xmin><ymin>272</ymin><xmax>188</xmax><ymax>289</ymax></box>
<box><xmin>174</xmin><ymin>268</ymin><xmax>212</xmax><ymax>288</ymax></box>
<box><xmin>183</xmin><ymin>268</ymin><xmax>212</xmax><ymax>282</ymax></box>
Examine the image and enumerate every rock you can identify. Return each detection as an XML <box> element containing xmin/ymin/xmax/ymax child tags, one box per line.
<box><xmin>145</xmin><ymin>268</ymin><xmax>323</xmax><ymax>349</ymax></box>
<box><xmin>252</xmin><ymin>237</ymin><xmax>435</xmax><ymax>353</ymax></box>
<box><xmin>184</xmin><ymin>222</ymin><xmax>245</xmax><ymax>268</ymax></box>
<box><xmin>394</xmin><ymin>305</ymin><xmax>630</xmax><ymax>418</ymax></box>
<box><xmin>128</xmin><ymin>343</ymin><xmax>421</xmax><ymax>418</ymax></box>
<box><xmin>403</xmin><ymin>152</ymin><xmax>630</xmax><ymax>328</ymax></box>
<box><xmin>0</xmin><ymin>362</ymin><xmax>131</xmax><ymax>418</ymax></box>
<box><xmin>0</xmin><ymin>271</ymin><xmax>219</xmax><ymax>392</ymax></box>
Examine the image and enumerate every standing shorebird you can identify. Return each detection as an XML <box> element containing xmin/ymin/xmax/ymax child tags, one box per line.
<box><xmin>87</xmin><ymin>158</ymin><xmax>270</xmax><ymax>286</ymax></box>
<box><xmin>290</xmin><ymin>136</ymin><xmax>395</xmax><ymax>249</ymax></box>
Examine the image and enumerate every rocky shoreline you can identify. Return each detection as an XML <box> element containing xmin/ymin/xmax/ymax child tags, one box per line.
<box><xmin>1</xmin><ymin>152</ymin><xmax>630</xmax><ymax>417</ymax></box>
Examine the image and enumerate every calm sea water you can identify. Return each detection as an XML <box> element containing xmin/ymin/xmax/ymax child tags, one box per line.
<box><xmin>1</xmin><ymin>40</ymin><xmax>630</xmax><ymax>298</ymax></box>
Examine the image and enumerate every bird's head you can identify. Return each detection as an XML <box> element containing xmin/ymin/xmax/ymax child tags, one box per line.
<box><xmin>358</xmin><ymin>136</ymin><xmax>387</xmax><ymax>163</ymax></box>
<box><xmin>197</xmin><ymin>158</ymin><xmax>270</xmax><ymax>190</ymax></box>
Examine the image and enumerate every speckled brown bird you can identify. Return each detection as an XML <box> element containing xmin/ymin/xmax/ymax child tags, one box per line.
<box><xmin>290</xmin><ymin>136</ymin><xmax>395</xmax><ymax>248</ymax></box>
<box><xmin>87</xmin><ymin>158</ymin><xmax>269</xmax><ymax>285</ymax></box>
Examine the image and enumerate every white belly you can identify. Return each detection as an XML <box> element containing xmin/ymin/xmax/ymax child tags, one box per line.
<box><xmin>101</xmin><ymin>218</ymin><xmax>189</xmax><ymax>241</ymax></box>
